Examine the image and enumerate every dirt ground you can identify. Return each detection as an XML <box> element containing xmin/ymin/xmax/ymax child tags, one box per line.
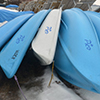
<box><xmin>0</xmin><ymin>48</ymin><xmax>47</xmax><ymax>100</ymax></box>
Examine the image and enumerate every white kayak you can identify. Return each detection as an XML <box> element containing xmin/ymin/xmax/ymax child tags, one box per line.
<box><xmin>32</xmin><ymin>7</ymin><xmax>62</xmax><ymax>65</ymax></box>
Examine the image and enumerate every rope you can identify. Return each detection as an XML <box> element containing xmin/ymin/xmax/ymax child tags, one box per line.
<box><xmin>14</xmin><ymin>75</ymin><xmax>27</xmax><ymax>100</ymax></box>
<box><xmin>48</xmin><ymin>61</ymin><xmax>54</xmax><ymax>87</ymax></box>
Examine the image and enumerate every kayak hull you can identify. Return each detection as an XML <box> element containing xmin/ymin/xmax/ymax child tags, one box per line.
<box><xmin>0</xmin><ymin>9</ymin><xmax>50</xmax><ymax>78</ymax></box>
<box><xmin>0</xmin><ymin>14</ymin><xmax>33</xmax><ymax>49</ymax></box>
<box><xmin>32</xmin><ymin>8</ymin><xmax>62</xmax><ymax>65</ymax></box>
<box><xmin>54</xmin><ymin>8</ymin><xmax>100</xmax><ymax>93</ymax></box>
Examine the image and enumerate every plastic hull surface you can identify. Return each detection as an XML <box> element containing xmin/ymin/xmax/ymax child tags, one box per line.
<box><xmin>54</xmin><ymin>8</ymin><xmax>100</xmax><ymax>93</ymax></box>
<box><xmin>32</xmin><ymin>8</ymin><xmax>62</xmax><ymax>65</ymax></box>
<box><xmin>0</xmin><ymin>9</ymin><xmax>50</xmax><ymax>78</ymax></box>
<box><xmin>0</xmin><ymin>14</ymin><xmax>33</xmax><ymax>49</ymax></box>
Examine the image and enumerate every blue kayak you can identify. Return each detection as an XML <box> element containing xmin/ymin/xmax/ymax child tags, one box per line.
<box><xmin>0</xmin><ymin>9</ymin><xmax>34</xmax><ymax>22</ymax></box>
<box><xmin>6</xmin><ymin>4</ymin><xmax>19</xmax><ymax>8</ymax></box>
<box><xmin>85</xmin><ymin>11</ymin><xmax>100</xmax><ymax>43</ymax></box>
<box><xmin>54</xmin><ymin>8</ymin><xmax>100</xmax><ymax>93</ymax></box>
<box><xmin>0</xmin><ymin>9</ymin><xmax>51</xmax><ymax>78</ymax></box>
<box><xmin>0</xmin><ymin>14</ymin><xmax>33</xmax><ymax>49</ymax></box>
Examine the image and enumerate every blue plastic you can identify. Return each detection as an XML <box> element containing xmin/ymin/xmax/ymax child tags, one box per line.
<box><xmin>85</xmin><ymin>11</ymin><xmax>100</xmax><ymax>43</ymax></box>
<box><xmin>0</xmin><ymin>9</ymin><xmax>51</xmax><ymax>78</ymax></box>
<box><xmin>6</xmin><ymin>4</ymin><xmax>19</xmax><ymax>8</ymax></box>
<box><xmin>0</xmin><ymin>14</ymin><xmax>33</xmax><ymax>49</ymax></box>
<box><xmin>0</xmin><ymin>9</ymin><xmax>34</xmax><ymax>22</ymax></box>
<box><xmin>54</xmin><ymin>8</ymin><xmax>100</xmax><ymax>93</ymax></box>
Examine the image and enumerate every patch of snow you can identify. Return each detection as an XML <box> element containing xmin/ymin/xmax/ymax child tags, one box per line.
<box><xmin>38</xmin><ymin>67</ymin><xmax>82</xmax><ymax>100</ymax></box>
<box><xmin>0</xmin><ymin>7</ymin><xmax>18</xmax><ymax>12</ymax></box>
<box><xmin>19</xmin><ymin>67</ymin><xmax>82</xmax><ymax>100</ymax></box>
<box><xmin>0</xmin><ymin>21</ymin><xmax>8</xmax><ymax>27</ymax></box>
<box><xmin>75</xmin><ymin>88</ymin><xmax>100</xmax><ymax>100</ymax></box>
<box><xmin>19</xmin><ymin>67</ymin><xmax>100</xmax><ymax>100</ymax></box>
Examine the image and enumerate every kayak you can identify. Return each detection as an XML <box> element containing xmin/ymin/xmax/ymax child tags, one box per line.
<box><xmin>85</xmin><ymin>11</ymin><xmax>100</xmax><ymax>43</ymax></box>
<box><xmin>0</xmin><ymin>14</ymin><xmax>33</xmax><ymax>49</ymax></box>
<box><xmin>32</xmin><ymin>8</ymin><xmax>62</xmax><ymax>65</ymax></box>
<box><xmin>0</xmin><ymin>9</ymin><xmax>51</xmax><ymax>78</ymax></box>
<box><xmin>54</xmin><ymin>8</ymin><xmax>100</xmax><ymax>93</ymax></box>
<box><xmin>0</xmin><ymin>9</ymin><xmax>34</xmax><ymax>22</ymax></box>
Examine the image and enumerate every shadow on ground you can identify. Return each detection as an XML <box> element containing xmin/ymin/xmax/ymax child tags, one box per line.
<box><xmin>0</xmin><ymin>48</ymin><xmax>47</xmax><ymax>100</ymax></box>
<box><xmin>0</xmin><ymin>47</ymin><xmax>78</xmax><ymax>100</ymax></box>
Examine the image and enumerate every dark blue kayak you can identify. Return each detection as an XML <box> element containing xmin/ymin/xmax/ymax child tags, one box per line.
<box><xmin>54</xmin><ymin>8</ymin><xmax>100</xmax><ymax>93</ymax></box>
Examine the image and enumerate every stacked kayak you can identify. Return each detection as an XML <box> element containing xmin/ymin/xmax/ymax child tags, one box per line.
<box><xmin>1</xmin><ymin>7</ymin><xmax>100</xmax><ymax>94</ymax></box>
<box><xmin>0</xmin><ymin>9</ymin><xmax>34</xmax><ymax>22</ymax></box>
<box><xmin>32</xmin><ymin>7</ymin><xmax>62</xmax><ymax>65</ymax></box>
<box><xmin>0</xmin><ymin>9</ymin><xmax>50</xmax><ymax>78</ymax></box>
<box><xmin>85</xmin><ymin>11</ymin><xmax>100</xmax><ymax>43</ymax></box>
<box><xmin>0</xmin><ymin>14</ymin><xmax>33</xmax><ymax>49</ymax></box>
<box><xmin>54</xmin><ymin>8</ymin><xmax>100</xmax><ymax>93</ymax></box>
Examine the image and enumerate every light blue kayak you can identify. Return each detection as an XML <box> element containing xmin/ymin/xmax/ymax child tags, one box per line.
<box><xmin>54</xmin><ymin>8</ymin><xmax>100</xmax><ymax>93</ymax></box>
<box><xmin>0</xmin><ymin>14</ymin><xmax>33</xmax><ymax>49</ymax></box>
<box><xmin>85</xmin><ymin>11</ymin><xmax>100</xmax><ymax>43</ymax></box>
<box><xmin>0</xmin><ymin>9</ymin><xmax>34</xmax><ymax>22</ymax></box>
<box><xmin>0</xmin><ymin>9</ymin><xmax>51</xmax><ymax>78</ymax></box>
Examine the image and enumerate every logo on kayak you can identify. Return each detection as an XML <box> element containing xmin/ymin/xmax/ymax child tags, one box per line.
<box><xmin>85</xmin><ymin>39</ymin><xmax>93</xmax><ymax>50</ymax></box>
<box><xmin>45</xmin><ymin>26</ymin><xmax>52</xmax><ymax>34</ymax></box>
<box><xmin>12</xmin><ymin>50</ymin><xmax>19</xmax><ymax>59</ymax></box>
<box><xmin>16</xmin><ymin>35</ymin><xmax>25</xmax><ymax>44</ymax></box>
